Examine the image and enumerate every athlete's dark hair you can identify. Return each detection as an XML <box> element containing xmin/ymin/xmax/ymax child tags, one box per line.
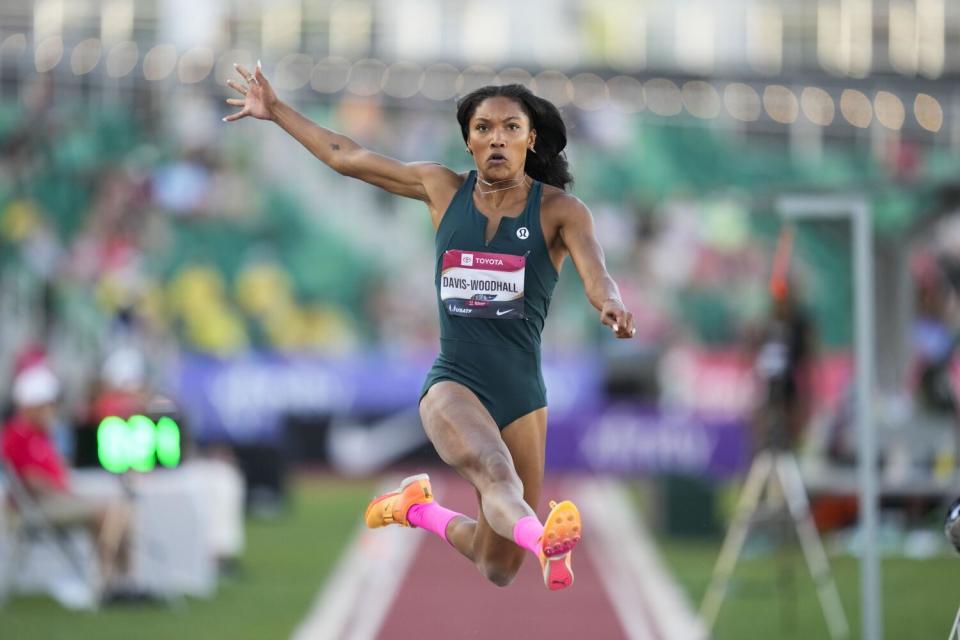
<box><xmin>456</xmin><ymin>84</ymin><xmax>573</xmax><ymax>191</ymax></box>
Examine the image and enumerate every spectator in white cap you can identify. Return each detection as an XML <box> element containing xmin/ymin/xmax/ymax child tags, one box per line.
<box><xmin>2</xmin><ymin>365</ymin><xmax>131</xmax><ymax>597</ymax></box>
<box><xmin>12</xmin><ymin>364</ymin><xmax>60</xmax><ymax>407</ymax></box>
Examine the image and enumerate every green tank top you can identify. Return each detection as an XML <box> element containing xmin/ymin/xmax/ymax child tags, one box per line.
<box><xmin>433</xmin><ymin>171</ymin><xmax>559</xmax><ymax>354</ymax></box>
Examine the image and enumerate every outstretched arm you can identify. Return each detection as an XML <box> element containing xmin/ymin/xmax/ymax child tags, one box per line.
<box><xmin>223</xmin><ymin>63</ymin><xmax>459</xmax><ymax>207</ymax></box>
<box><xmin>556</xmin><ymin>197</ymin><xmax>636</xmax><ymax>339</ymax></box>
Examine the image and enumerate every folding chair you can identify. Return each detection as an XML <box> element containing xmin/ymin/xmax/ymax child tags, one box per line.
<box><xmin>0</xmin><ymin>459</ymin><xmax>99</xmax><ymax>609</ymax></box>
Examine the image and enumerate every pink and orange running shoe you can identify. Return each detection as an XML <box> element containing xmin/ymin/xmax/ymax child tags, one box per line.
<box><xmin>364</xmin><ymin>473</ymin><xmax>433</xmax><ymax>528</ymax></box>
<box><xmin>538</xmin><ymin>500</ymin><xmax>581</xmax><ymax>591</ymax></box>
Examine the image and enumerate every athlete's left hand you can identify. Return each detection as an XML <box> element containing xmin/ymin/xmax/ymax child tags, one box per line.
<box><xmin>601</xmin><ymin>299</ymin><xmax>636</xmax><ymax>339</ymax></box>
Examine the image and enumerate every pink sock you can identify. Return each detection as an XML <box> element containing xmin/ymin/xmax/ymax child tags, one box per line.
<box><xmin>513</xmin><ymin>516</ymin><xmax>544</xmax><ymax>556</ymax></box>
<box><xmin>406</xmin><ymin>502</ymin><xmax>461</xmax><ymax>544</ymax></box>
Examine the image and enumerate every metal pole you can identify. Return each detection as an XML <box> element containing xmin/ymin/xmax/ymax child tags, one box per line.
<box><xmin>853</xmin><ymin>200</ymin><xmax>881</xmax><ymax>640</ymax></box>
<box><xmin>777</xmin><ymin>196</ymin><xmax>881</xmax><ymax>640</ymax></box>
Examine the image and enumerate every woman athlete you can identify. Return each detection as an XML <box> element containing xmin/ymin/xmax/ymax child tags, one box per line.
<box><xmin>225</xmin><ymin>62</ymin><xmax>635</xmax><ymax>591</ymax></box>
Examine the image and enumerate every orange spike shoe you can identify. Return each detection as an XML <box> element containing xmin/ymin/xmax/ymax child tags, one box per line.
<box><xmin>538</xmin><ymin>500</ymin><xmax>581</xmax><ymax>591</ymax></box>
<box><xmin>364</xmin><ymin>473</ymin><xmax>433</xmax><ymax>528</ymax></box>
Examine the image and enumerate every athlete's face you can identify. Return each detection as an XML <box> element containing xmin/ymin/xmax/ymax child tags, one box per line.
<box><xmin>466</xmin><ymin>97</ymin><xmax>536</xmax><ymax>181</ymax></box>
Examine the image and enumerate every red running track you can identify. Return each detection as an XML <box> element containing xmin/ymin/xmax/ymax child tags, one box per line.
<box><xmin>376</xmin><ymin>475</ymin><xmax>629</xmax><ymax>640</ymax></box>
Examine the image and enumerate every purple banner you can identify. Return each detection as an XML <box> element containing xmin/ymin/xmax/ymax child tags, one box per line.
<box><xmin>546</xmin><ymin>404</ymin><xmax>749</xmax><ymax>478</ymax></box>
<box><xmin>172</xmin><ymin>352</ymin><xmax>748</xmax><ymax>476</ymax></box>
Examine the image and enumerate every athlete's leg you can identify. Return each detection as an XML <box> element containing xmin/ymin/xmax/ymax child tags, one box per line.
<box><xmin>418</xmin><ymin>382</ymin><xmax>540</xmax><ymax>568</ymax></box>
<box><xmin>467</xmin><ymin>408</ymin><xmax>546</xmax><ymax>586</ymax></box>
<box><xmin>369</xmin><ymin>381</ymin><xmax>575</xmax><ymax>589</ymax></box>
<box><xmin>450</xmin><ymin>407</ymin><xmax>580</xmax><ymax>591</ymax></box>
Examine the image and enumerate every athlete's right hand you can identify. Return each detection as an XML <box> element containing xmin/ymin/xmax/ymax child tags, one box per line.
<box><xmin>224</xmin><ymin>61</ymin><xmax>278</xmax><ymax>123</ymax></box>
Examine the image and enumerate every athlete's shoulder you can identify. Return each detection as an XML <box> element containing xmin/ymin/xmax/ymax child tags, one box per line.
<box><xmin>540</xmin><ymin>186</ymin><xmax>590</xmax><ymax>221</ymax></box>
<box><xmin>423</xmin><ymin>167</ymin><xmax>471</xmax><ymax>225</ymax></box>
<box><xmin>415</xmin><ymin>162</ymin><xmax>466</xmax><ymax>189</ymax></box>
<box><xmin>419</xmin><ymin>164</ymin><xmax>468</xmax><ymax>208</ymax></box>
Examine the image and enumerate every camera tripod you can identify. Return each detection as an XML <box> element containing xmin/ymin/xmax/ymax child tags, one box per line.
<box><xmin>699</xmin><ymin>444</ymin><xmax>850</xmax><ymax>638</ymax></box>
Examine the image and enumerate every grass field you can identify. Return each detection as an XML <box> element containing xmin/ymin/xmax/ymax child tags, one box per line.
<box><xmin>660</xmin><ymin>538</ymin><xmax>959</xmax><ymax>639</ymax></box>
<box><xmin>1</xmin><ymin>476</ymin><xmax>373</xmax><ymax>640</ymax></box>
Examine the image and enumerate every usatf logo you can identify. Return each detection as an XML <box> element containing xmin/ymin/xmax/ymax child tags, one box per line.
<box><xmin>461</xmin><ymin>253</ymin><xmax>474</xmax><ymax>266</ymax></box>
<box><xmin>516</xmin><ymin>227</ymin><xmax>530</xmax><ymax>240</ymax></box>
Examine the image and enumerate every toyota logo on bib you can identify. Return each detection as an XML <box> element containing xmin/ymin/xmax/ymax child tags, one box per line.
<box><xmin>516</xmin><ymin>227</ymin><xmax>530</xmax><ymax>240</ymax></box>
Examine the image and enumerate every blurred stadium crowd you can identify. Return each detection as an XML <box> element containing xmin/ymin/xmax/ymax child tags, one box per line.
<box><xmin>2</xmin><ymin>70</ymin><xmax>960</xmax><ymax>420</ymax></box>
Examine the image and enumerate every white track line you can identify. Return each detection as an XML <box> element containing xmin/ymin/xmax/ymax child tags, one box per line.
<box><xmin>291</xmin><ymin>478</ymin><xmax>424</xmax><ymax>640</ymax></box>
<box><xmin>575</xmin><ymin>477</ymin><xmax>707</xmax><ymax>640</ymax></box>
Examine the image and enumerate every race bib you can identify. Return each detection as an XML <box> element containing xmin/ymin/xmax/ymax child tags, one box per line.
<box><xmin>440</xmin><ymin>250</ymin><xmax>525</xmax><ymax>319</ymax></box>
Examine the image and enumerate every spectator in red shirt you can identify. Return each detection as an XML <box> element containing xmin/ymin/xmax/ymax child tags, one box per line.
<box><xmin>2</xmin><ymin>365</ymin><xmax>131</xmax><ymax>595</ymax></box>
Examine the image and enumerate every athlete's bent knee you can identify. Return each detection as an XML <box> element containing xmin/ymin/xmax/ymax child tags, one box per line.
<box><xmin>475</xmin><ymin>449</ymin><xmax>516</xmax><ymax>486</ymax></box>
<box><xmin>477</xmin><ymin>559</ymin><xmax>522</xmax><ymax>588</ymax></box>
<box><xmin>476</xmin><ymin>545</ymin><xmax>524</xmax><ymax>588</ymax></box>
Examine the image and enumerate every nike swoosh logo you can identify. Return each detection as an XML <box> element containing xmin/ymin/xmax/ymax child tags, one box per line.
<box><xmin>496</xmin><ymin>308</ymin><xmax>514</xmax><ymax>316</ymax></box>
